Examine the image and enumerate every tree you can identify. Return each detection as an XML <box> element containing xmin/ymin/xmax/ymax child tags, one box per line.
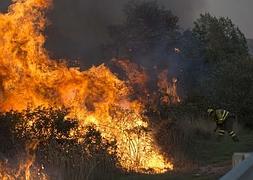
<box><xmin>105</xmin><ymin>0</ymin><xmax>180</xmax><ymax>66</ymax></box>
<box><xmin>201</xmin><ymin>57</ymin><xmax>253</xmax><ymax>127</ymax></box>
<box><xmin>193</xmin><ymin>13</ymin><xmax>249</xmax><ymax>63</ymax></box>
<box><xmin>187</xmin><ymin>14</ymin><xmax>253</xmax><ymax>128</ymax></box>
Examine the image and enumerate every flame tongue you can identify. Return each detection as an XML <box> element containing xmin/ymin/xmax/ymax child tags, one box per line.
<box><xmin>0</xmin><ymin>0</ymin><xmax>173</xmax><ymax>177</ymax></box>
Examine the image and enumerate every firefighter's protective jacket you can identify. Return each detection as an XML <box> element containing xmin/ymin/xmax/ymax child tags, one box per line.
<box><xmin>212</xmin><ymin>109</ymin><xmax>229</xmax><ymax>124</ymax></box>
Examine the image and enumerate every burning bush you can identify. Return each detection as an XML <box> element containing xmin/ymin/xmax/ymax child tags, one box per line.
<box><xmin>0</xmin><ymin>107</ymin><xmax>120</xmax><ymax>179</ymax></box>
<box><xmin>0</xmin><ymin>0</ymin><xmax>174</xmax><ymax>178</ymax></box>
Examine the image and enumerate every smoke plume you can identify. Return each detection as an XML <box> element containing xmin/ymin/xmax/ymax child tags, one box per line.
<box><xmin>0</xmin><ymin>0</ymin><xmax>206</xmax><ymax>67</ymax></box>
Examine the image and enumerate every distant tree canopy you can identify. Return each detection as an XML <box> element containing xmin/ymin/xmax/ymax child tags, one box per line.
<box><xmin>191</xmin><ymin>14</ymin><xmax>253</xmax><ymax>127</ymax></box>
<box><xmin>106</xmin><ymin>0</ymin><xmax>180</xmax><ymax>64</ymax></box>
<box><xmin>193</xmin><ymin>13</ymin><xmax>249</xmax><ymax>63</ymax></box>
<box><xmin>103</xmin><ymin>1</ymin><xmax>253</xmax><ymax>127</ymax></box>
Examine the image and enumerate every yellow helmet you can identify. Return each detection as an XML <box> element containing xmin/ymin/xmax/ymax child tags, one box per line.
<box><xmin>207</xmin><ymin>108</ymin><xmax>214</xmax><ymax>115</ymax></box>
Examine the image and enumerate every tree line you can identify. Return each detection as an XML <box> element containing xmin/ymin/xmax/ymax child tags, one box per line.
<box><xmin>102</xmin><ymin>0</ymin><xmax>253</xmax><ymax>128</ymax></box>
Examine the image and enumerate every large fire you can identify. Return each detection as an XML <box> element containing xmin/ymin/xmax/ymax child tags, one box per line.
<box><xmin>0</xmin><ymin>0</ymin><xmax>176</xmax><ymax>179</ymax></box>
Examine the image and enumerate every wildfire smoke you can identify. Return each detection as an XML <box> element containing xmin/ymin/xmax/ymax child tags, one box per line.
<box><xmin>0</xmin><ymin>0</ymin><xmax>174</xmax><ymax>178</ymax></box>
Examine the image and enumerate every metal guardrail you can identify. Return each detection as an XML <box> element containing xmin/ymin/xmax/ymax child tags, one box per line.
<box><xmin>220</xmin><ymin>153</ymin><xmax>253</xmax><ymax>180</ymax></box>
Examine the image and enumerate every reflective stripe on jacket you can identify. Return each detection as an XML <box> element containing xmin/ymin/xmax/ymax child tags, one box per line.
<box><xmin>215</xmin><ymin>109</ymin><xmax>229</xmax><ymax>124</ymax></box>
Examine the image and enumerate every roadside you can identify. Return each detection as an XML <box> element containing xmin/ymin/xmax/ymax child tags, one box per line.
<box><xmin>120</xmin><ymin>130</ymin><xmax>253</xmax><ymax>180</ymax></box>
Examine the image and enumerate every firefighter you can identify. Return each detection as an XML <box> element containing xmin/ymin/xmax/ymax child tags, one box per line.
<box><xmin>207</xmin><ymin>108</ymin><xmax>239</xmax><ymax>142</ymax></box>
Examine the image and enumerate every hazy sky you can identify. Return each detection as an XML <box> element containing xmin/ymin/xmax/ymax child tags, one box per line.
<box><xmin>1</xmin><ymin>0</ymin><xmax>252</xmax><ymax>38</ymax></box>
<box><xmin>46</xmin><ymin>0</ymin><xmax>253</xmax><ymax>64</ymax></box>
<box><xmin>203</xmin><ymin>0</ymin><xmax>253</xmax><ymax>38</ymax></box>
<box><xmin>157</xmin><ymin>0</ymin><xmax>253</xmax><ymax>38</ymax></box>
<box><xmin>0</xmin><ymin>0</ymin><xmax>252</xmax><ymax>64</ymax></box>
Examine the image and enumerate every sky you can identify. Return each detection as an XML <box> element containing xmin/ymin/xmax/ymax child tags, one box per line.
<box><xmin>0</xmin><ymin>0</ymin><xmax>252</xmax><ymax>64</ymax></box>
<box><xmin>156</xmin><ymin>0</ymin><xmax>253</xmax><ymax>38</ymax></box>
<box><xmin>202</xmin><ymin>0</ymin><xmax>253</xmax><ymax>38</ymax></box>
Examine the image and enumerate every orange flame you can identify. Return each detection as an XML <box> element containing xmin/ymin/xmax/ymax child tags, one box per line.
<box><xmin>0</xmin><ymin>141</ymin><xmax>47</xmax><ymax>180</ymax></box>
<box><xmin>0</xmin><ymin>0</ymin><xmax>173</xmax><ymax>177</ymax></box>
<box><xmin>157</xmin><ymin>70</ymin><xmax>180</xmax><ymax>104</ymax></box>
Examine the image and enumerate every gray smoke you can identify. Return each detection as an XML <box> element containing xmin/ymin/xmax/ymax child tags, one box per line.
<box><xmin>0</xmin><ymin>0</ymin><xmax>206</xmax><ymax>67</ymax></box>
<box><xmin>0</xmin><ymin>0</ymin><xmax>204</xmax><ymax>67</ymax></box>
<box><xmin>1</xmin><ymin>0</ymin><xmax>252</xmax><ymax>66</ymax></box>
<box><xmin>203</xmin><ymin>0</ymin><xmax>253</xmax><ymax>39</ymax></box>
<box><xmin>0</xmin><ymin>1</ymin><xmax>11</xmax><ymax>12</ymax></box>
<box><xmin>158</xmin><ymin>0</ymin><xmax>206</xmax><ymax>28</ymax></box>
<box><xmin>45</xmin><ymin>0</ymin><xmax>126</xmax><ymax>67</ymax></box>
<box><xmin>44</xmin><ymin>0</ymin><xmax>206</xmax><ymax>67</ymax></box>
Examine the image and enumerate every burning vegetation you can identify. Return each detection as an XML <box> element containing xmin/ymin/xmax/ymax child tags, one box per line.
<box><xmin>0</xmin><ymin>0</ymin><xmax>182</xmax><ymax>179</ymax></box>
